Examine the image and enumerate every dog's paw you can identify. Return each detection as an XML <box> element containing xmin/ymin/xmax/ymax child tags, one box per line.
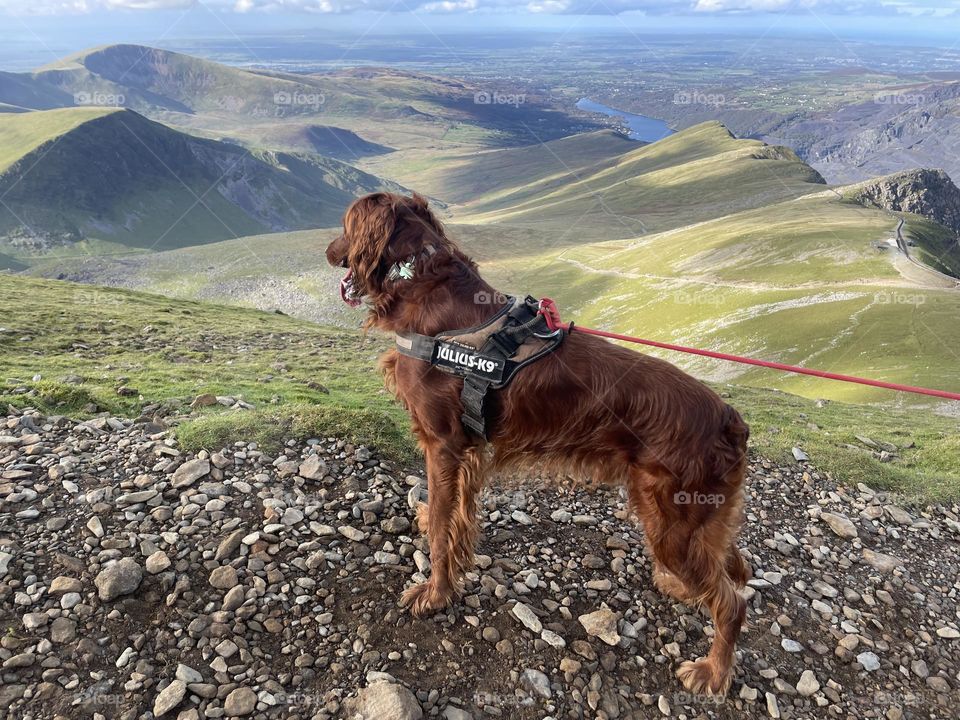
<box><xmin>677</xmin><ymin>658</ymin><xmax>732</xmax><ymax>697</ymax></box>
<box><xmin>400</xmin><ymin>581</ymin><xmax>451</xmax><ymax>617</ymax></box>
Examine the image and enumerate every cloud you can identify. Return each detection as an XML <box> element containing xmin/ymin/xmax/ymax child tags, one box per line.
<box><xmin>104</xmin><ymin>0</ymin><xmax>194</xmax><ymax>7</ymax></box>
<box><xmin>692</xmin><ymin>0</ymin><xmax>954</xmax><ymax>12</ymax></box>
<box><xmin>419</xmin><ymin>0</ymin><xmax>478</xmax><ymax>11</ymax></box>
<box><xmin>0</xmin><ymin>0</ymin><xmax>956</xmax><ymax>16</ymax></box>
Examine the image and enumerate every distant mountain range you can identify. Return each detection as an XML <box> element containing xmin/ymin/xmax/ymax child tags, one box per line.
<box><xmin>0</xmin><ymin>44</ymin><xmax>585</xmax><ymax>155</ymax></box>
<box><xmin>594</xmin><ymin>80</ymin><xmax>960</xmax><ymax>186</ymax></box>
<box><xmin>28</xmin><ymin>116</ymin><xmax>960</xmax><ymax>406</ymax></box>
<box><xmin>0</xmin><ymin>43</ymin><xmax>588</xmax><ymax>255</ymax></box>
<box><xmin>0</xmin><ymin>107</ymin><xmax>403</xmax><ymax>253</ymax></box>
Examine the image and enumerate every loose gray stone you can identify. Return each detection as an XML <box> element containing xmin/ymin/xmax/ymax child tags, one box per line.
<box><xmin>298</xmin><ymin>454</ymin><xmax>327</xmax><ymax>480</ymax></box>
<box><xmin>796</xmin><ymin>670</ymin><xmax>820</xmax><ymax>696</ymax></box>
<box><xmin>171</xmin><ymin>459</ymin><xmax>210</xmax><ymax>488</ymax></box>
<box><xmin>511</xmin><ymin>602</ymin><xmax>542</xmax><ymax>634</ymax></box>
<box><xmin>822</xmin><ymin>512</ymin><xmax>858</xmax><ymax>539</ymax></box>
<box><xmin>862</xmin><ymin>548</ymin><xmax>902</xmax><ymax>573</ymax></box>
<box><xmin>579</xmin><ymin>607</ymin><xmax>620</xmax><ymax>645</ymax></box>
<box><xmin>50</xmin><ymin>617</ymin><xmax>77</xmax><ymax>644</ymax></box>
<box><xmin>520</xmin><ymin>668</ymin><xmax>552</xmax><ymax>698</ymax></box>
<box><xmin>343</xmin><ymin>680</ymin><xmax>422</xmax><ymax>720</ymax></box>
<box><xmin>146</xmin><ymin>551</ymin><xmax>171</xmax><ymax>574</ymax></box>
<box><xmin>857</xmin><ymin>651</ymin><xmax>881</xmax><ymax>671</ymax></box>
<box><xmin>223</xmin><ymin>686</ymin><xmax>257</xmax><ymax>716</ymax></box>
<box><xmin>153</xmin><ymin>680</ymin><xmax>186</xmax><ymax>717</ymax></box>
<box><xmin>209</xmin><ymin>565</ymin><xmax>239</xmax><ymax>590</ymax></box>
<box><xmin>95</xmin><ymin>558</ymin><xmax>143</xmax><ymax>601</ymax></box>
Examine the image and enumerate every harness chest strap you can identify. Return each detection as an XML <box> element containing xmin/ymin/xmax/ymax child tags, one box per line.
<box><xmin>394</xmin><ymin>296</ymin><xmax>566</xmax><ymax>437</ymax></box>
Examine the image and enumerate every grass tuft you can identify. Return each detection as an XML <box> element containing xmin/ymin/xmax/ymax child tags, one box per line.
<box><xmin>176</xmin><ymin>403</ymin><xmax>417</xmax><ymax>461</ymax></box>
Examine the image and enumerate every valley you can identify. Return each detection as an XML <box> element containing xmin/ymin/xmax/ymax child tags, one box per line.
<box><xmin>8</xmin><ymin>73</ymin><xmax>954</xmax><ymax>413</ymax></box>
<box><xmin>0</xmin><ymin>41</ymin><xmax>958</xmax><ymax>486</ymax></box>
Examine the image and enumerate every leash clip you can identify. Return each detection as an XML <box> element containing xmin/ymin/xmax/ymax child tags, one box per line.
<box><xmin>538</xmin><ymin>297</ymin><xmax>573</xmax><ymax>333</ymax></box>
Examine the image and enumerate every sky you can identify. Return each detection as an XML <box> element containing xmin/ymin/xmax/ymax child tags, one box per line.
<box><xmin>2</xmin><ymin>0</ymin><xmax>958</xmax><ymax>18</ymax></box>
<box><xmin>1</xmin><ymin>0</ymin><xmax>958</xmax><ymax>71</ymax></box>
<box><xmin>0</xmin><ymin>0</ymin><xmax>960</xmax><ymax>17</ymax></box>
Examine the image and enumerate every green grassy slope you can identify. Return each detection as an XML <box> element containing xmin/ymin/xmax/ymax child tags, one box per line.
<box><xmin>364</xmin><ymin>129</ymin><xmax>639</xmax><ymax>203</ymax></box>
<box><xmin>0</xmin><ymin>106</ymin><xmax>116</xmax><ymax>173</ymax></box>
<box><xmin>441</xmin><ymin>122</ymin><xmax>827</xmax><ymax>239</ymax></box>
<box><xmin>0</xmin><ymin>108</ymin><xmax>402</xmax><ymax>258</ymax></box>
<box><xmin>902</xmin><ymin>217</ymin><xmax>960</xmax><ymax>278</ymax></box>
<box><xmin>479</xmin><ymin>195</ymin><xmax>960</xmax><ymax>405</ymax></box>
<box><xmin>0</xmin><ymin>273</ymin><xmax>412</xmax><ymax>459</ymax></box>
<box><xmin>2</xmin><ymin>273</ymin><xmax>957</xmax><ymax>499</ymax></box>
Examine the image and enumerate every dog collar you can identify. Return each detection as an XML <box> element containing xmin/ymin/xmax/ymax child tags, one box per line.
<box><xmin>386</xmin><ymin>244</ymin><xmax>436</xmax><ymax>282</ymax></box>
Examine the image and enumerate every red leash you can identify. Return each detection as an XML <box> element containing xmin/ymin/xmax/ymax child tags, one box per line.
<box><xmin>537</xmin><ymin>298</ymin><xmax>960</xmax><ymax>402</ymax></box>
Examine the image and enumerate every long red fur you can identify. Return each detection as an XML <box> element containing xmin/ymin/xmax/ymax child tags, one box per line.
<box><xmin>326</xmin><ymin>192</ymin><xmax>752</xmax><ymax>696</ymax></box>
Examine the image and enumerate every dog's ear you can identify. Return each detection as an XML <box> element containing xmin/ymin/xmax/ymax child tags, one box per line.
<box><xmin>345</xmin><ymin>193</ymin><xmax>398</xmax><ymax>297</ymax></box>
<box><xmin>407</xmin><ymin>193</ymin><xmax>445</xmax><ymax>242</ymax></box>
<box><xmin>389</xmin><ymin>193</ymin><xmax>446</xmax><ymax>257</ymax></box>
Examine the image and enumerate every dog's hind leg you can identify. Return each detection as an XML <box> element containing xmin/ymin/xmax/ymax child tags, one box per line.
<box><xmin>673</xmin><ymin>542</ymin><xmax>746</xmax><ymax>697</ymax></box>
<box><xmin>402</xmin><ymin>442</ymin><xmax>485</xmax><ymax>616</ymax></box>
<box><xmin>631</xmin><ymin>469</ymin><xmax>746</xmax><ymax>696</ymax></box>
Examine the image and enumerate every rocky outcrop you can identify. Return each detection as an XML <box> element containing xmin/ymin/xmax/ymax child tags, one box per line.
<box><xmin>848</xmin><ymin>168</ymin><xmax>960</xmax><ymax>233</ymax></box>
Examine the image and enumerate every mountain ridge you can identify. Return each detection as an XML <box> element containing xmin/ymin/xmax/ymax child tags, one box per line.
<box><xmin>0</xmin><ymin>107</ymin><xmax>404</xmax><ymax>253</ymax></box>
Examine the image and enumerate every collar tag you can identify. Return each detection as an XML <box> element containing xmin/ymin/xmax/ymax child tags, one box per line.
<box><xmin>388</xmin><ymin>255</ymin><xmax>417</xmax><ymax>282</ymax></box>
<box><xmin>397</xmin><ymin>261</ymin><xmax>415</xmax><ymax>280</ymax></box>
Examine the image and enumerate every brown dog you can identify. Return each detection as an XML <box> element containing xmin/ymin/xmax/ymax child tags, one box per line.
<box><xmin>326</xmin><ymin>192</ymin><xmax>751</xmax><ymax>695</ymax></box>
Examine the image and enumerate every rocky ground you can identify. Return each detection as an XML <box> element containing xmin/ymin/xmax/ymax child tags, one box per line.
<box><xmin>1</xmin><ymin>406</ymin><xmax>959</xmax><ymax>720</ymax></box>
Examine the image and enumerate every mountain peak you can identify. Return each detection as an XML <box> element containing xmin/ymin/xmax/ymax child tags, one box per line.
<box><xmin>847</xmin><ymin>168</ymin><xmax>960</xmax><ymax>234</ymax></box>
<box><xmin>36</xmin><ymin>44</ymin><xmax>190</xmax><ymax>73</ymax></box>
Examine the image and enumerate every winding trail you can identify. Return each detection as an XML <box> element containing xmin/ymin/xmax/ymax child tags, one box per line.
<box><xmin>893</xmin><ymin>217</ymin><xmax>960</xmax><ymax>287</ymax></box>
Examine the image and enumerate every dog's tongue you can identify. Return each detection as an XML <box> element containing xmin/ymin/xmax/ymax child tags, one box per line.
<box><xmin>339</xmin><ymin>269</ymin><xmax>361</xmax><ymax>308</ymax></box>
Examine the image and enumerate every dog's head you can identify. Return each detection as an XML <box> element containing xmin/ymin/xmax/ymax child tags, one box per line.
<box><xmin>326</xmin><ymin>192</ymin><xmax>447</xmax><ymax>308</ymax></box>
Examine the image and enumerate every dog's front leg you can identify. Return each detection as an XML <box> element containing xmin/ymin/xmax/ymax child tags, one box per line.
<box><xmin>402</xmin><ymin>442</ymin><xmax>485</xmax><ymax>616</ymax></box>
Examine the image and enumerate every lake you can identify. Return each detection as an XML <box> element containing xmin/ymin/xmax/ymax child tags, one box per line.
<box><xmin>576</xmin><ymin>98</ymin><xmax>674</xmax><ymax>143</ymax></box>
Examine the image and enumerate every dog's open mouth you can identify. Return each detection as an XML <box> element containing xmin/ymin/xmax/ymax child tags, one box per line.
<box><xmin>339</xmin><ymin>269</ymin><xmax>362</xmax><ymax>308</ymax></box>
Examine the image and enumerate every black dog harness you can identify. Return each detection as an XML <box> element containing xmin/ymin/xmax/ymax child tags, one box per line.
<box><xmin>394</xmin><ymin>296</ymin><xmax>566</xmax><ymax>437</ymax></box>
